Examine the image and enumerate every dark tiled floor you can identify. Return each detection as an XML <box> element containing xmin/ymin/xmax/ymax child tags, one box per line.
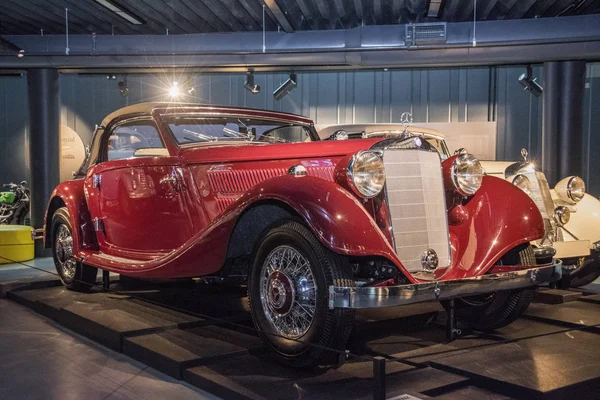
<box><xmin>2</xmin><ymin>257</ymin><xmax>600</xmax><ymax>400</ymax></box>
<box><xmin>0</xmin><ymin>299</ymin><xmax>216</xmax><ymax>399</ymax></box>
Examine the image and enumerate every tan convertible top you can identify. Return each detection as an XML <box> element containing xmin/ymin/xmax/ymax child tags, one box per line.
<box><xmin>318</xmin><ymin>124</ymin><xmax>445</xmax><ymax>140</ymax></box>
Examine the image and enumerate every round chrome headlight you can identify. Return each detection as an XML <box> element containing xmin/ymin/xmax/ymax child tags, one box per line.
<box><xmin>555</xmin><ymin>176</ymin><xmax>586</xmax><ymax>204</ymax></box>
<box><xmin>567</xmin><ymin>176</ymin><xmax>585</xmax><ymax>202</ymax></box>
<box><xmin>554</xmin><ymin>206</ymin><xmax>571</xmax><ymax>226</ymax></box>
<box><xmin>512</xmin><ymin>174</ymin><xmax>532</xmax><ymax>196</ymax></box>
<box><xmin>348</xmin><ymin>151</ymin><xmax>386</xmax><ymax>198</ymax></box>
<box><xmin>452</xmin><ymin>154</ymin><xmax>483</xmax><ymax>197</ymax></box>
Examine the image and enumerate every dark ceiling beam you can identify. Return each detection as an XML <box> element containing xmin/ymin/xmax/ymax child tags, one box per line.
<box><xmin>3</xmin><ymin>40</ymin><xmax>600</xmax><ymax>71</ymax></box>
<box><xmin>0</xmin><ymin>36</ymin><xmax>22</xmax><ymax>54</ymax></box>
<box><xmin>3</xmin><ymin>14</ymin><xmax>600</xmax><ymax>68</ymax></box>
<box><xmin>263</xmin><ymin>0</ymin><xmax>294</xmax><ymax>32</ymax></box>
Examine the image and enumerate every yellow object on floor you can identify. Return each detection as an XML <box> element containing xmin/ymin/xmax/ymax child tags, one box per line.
<box><xmin>0</xmin><ymin>225</ymin><xmax>34</xmax><ymax>264</ymax></box>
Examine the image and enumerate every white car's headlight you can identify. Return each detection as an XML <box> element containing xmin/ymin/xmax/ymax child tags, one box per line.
<box><xmin>452</xmin><ymin>154</ymin><xmax>483</xmax><ymax>196</ymax></box>
<box><xmin>347</xmin><ymin>151</ymin><xmax>386</xmax><ymax>198</ymax></box>
<box><xmin>512</xmin><ymin>174</ymin><xmax>532</xmax><ymax>196</ymax></box>
<box><xmin>555</xmin><ymin>176</ymin><xmax>585</xmax><ymax>204</ymax></box>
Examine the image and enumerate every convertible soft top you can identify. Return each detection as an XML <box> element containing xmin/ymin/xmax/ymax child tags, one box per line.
<box><xmin>318</xmin><ymin>123</ymin><xmax>446</xmax><ymax>140</ymax></box>
<box><xmin>100</xmin><ymin>102</ymin><xmax>313</xmax><ymax>129</ymax></box>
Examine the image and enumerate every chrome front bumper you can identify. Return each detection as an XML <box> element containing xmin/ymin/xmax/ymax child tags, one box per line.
<box><xmin>329</xmin><ymin>260</ymin><xmax>562</xmax><ymax>309</ymax></box>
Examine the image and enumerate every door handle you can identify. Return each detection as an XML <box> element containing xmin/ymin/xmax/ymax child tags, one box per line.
<box><xmin>160</xmin><ymin>170</ymin><xmax>183</xmax><ymax>191</ymax></box>
<box><xmin>92</xmin><ymin>174</ymin><xmax>101</xmax><ymax>189</ymax></box>
<box><xmin>159</xmin><ymin>175</ymin><xmax>177</xmax><ymax>185</ymax></box>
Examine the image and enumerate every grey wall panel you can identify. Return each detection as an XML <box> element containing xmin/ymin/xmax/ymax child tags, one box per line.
<box><xmin>428</xmin><ymin>69</ymin><xmax>451</xmax><ymax>123</ymax></box>
<box><xmin>56</xmin><ymin>68</ymin><xmax>499</xmax><ymax>146</ymax></box>
<box><xmin>495</xmin><ymin>65</ymin><xmax>543</xmax><ymax>163</ymax></box>
<box><xmin>584</xmin><ymin>64</ymin><xmax>600</xmax><ymax>196</ymax></box>
<box><xmin>390</xmin><ymin>70</ymin><xmax>413</xmax><ymax>123</ymax></box>
<box><xmin>354</xmin><ymin>71</ymin><xmax>376</xmax><ymax>123</ymax></box>
<box><xmin>0</xmin><ymin>75</ymin><xmax>29</xmax><ymax>185</ymax></box>
<box><xmin>315</xmin><ymin>73</ymin><xmax>338</xmax><ymax>124</ymax></box>
<box><xmin>466</xmin><ymin>68</ymin><xmax>490</xmax><ymax>122</ymax></box>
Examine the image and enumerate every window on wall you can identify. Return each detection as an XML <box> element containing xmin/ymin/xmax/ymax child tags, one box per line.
<box><xmin>107</xmin><ymin>121</ymin><xmax>166</xmax><ymax>161</ymax></box>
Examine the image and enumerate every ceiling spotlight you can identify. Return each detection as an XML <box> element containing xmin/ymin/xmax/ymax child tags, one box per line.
<box><xmin>244</xmin><ymin>71</ymin><xmax>260</xmax><ymax>94</ymax></box>
<box><xmin>118</xmin><ymin>81</ymin><xmax>129</xmax><ymax>97</ymax></box>
<box><xmin>187</xmin><ymin>87</ymin><xmax>195</xmax><ymax>95</ymax></box>
<box><xmin>273</xmin><ymin>73</ymin><xmax>297</xmax><ymax>100</ymax></box>
<box><xmin>518</xmin><ymin>65</ymin><xmax>543</xmax><ymax>97</ymax></box>
<box><xmin>169</xmin><ymin>81</ymin><xmax>180</xmax><ymax>97</ymax></box>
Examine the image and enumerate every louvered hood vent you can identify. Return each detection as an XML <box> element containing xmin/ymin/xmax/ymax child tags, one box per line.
<box><xmin>405</xmin><ymin>23</ymin><xmax>447</xmax><ymax>45</ymax></box>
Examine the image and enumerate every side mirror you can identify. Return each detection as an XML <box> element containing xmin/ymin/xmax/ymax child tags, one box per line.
<box><xmin>20</xmin><ymin>180</ymin><xmax>27</xmax><ymax>186</ymax></box>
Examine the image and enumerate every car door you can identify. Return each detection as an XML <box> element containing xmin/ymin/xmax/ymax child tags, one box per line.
<box><xmin>84</xmin><ymin>117</ymin><xmax>195</xmax><ymax>258</ymax></box>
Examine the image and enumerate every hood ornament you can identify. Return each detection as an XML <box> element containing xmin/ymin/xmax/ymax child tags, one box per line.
<box><xmin>521</xmin><ymin>148</ymin><xmax>529</xmax><ymax>161</ymax></box>
<box><xmin>400</xmin><ymin>112</ymin><xmax>413</xmax><ymax>134</ymax></box>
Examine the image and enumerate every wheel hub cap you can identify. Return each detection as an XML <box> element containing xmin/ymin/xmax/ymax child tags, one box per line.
<box><xmin>55</xmin><ymin>224</ymin><xmax>75</xmax><ymax>280</ymax></box>
<box><xmin>259</xmin><ymin>246</ymin><xmax>317</xmax><ymax>339</ymax></box>
<box><xmin>266</xmin><ymin>271</ymin><xmax>294</xmax><ymax>316</ymax></box>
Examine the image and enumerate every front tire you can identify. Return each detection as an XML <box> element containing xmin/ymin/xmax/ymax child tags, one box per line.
<box><xmin>443</xmin><ymin>244</ymin><xmax>536</xmax><ymax>331</ymax></box>
<box><xmin>248</xmin><ymin>220</ymin><xmax>355</xmax><ymax>367</ymax></box>
<box><xmin>51</xmin><ymin>207</ymin><xmax>98</xmax><ymax>291</ymax></box>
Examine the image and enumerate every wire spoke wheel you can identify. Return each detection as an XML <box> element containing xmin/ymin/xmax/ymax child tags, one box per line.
<box><xmin>55</xmin><ymin>224</ymin><xmax>76</xmax><ymax>280</ymax></box>
<box><xmin>259</xmin><ymin>245</ymin><xmax>317</xmax><ymax>339</ymax></box>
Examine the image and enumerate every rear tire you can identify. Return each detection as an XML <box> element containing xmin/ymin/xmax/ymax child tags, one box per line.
<box><xmin>248</xmin><ymin>220</ymin><xmax>355</xmax><ymax>367</ymax></box>
<box><xmin>51</xmin><ymin>207</ymin><xmax>98</xmax><ymax>292</ymax></box>
<box><xmin>443</xmin><ymin>244</ymin><xmax>536</xmax><ymax>331</ymax></box>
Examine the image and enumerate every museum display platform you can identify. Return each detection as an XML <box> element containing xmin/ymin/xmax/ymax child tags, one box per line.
<box><xmin>4</xmin><ymin>277</ymin><xmax>600</xmax><ymax>400</ymax></box>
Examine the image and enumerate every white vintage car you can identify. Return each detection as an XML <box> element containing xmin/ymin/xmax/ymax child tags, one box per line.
<box><xmin>319</xmin><ymin>123</ymin><xmax>600</xmax><ymax>288</ymax></box>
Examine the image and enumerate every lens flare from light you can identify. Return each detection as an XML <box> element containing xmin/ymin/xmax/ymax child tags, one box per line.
<box><xmin>169</xmin><ymin>81</ymin><xmax>180</xmax><ymax>97</ymax></box>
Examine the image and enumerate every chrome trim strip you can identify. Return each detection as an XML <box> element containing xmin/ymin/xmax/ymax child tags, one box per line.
<box><xmin>329</xmin><ymin>260</ymin><xmax>562</xmax><ymax>309</ymax></box>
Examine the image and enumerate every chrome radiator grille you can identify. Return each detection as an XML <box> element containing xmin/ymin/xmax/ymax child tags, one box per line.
<box><xmin>383</xmin><ymin>150</ymin><xmax>451</xmax><ymax>273</ymax></box>
<box><xmin>517</xmin><ymin>170</ymin><xmax>556</xmax><ymax>242</ymax></box>
<box><xmin>516</xmin><ymin>170</ymin><xmax>555</xmax><ymax>220</ymax></box>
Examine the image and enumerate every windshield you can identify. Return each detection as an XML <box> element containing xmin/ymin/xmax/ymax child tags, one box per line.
<box><xmin>166</xmin><ymin>116</ymin><xmax>312</xmax><ymax>145</ymax></box>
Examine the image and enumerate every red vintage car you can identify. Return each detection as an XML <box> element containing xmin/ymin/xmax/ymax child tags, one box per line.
<box><xmin>44</xmin><ymin>102</ymin><xmax>561</xmax><ymax>366</ymax></box>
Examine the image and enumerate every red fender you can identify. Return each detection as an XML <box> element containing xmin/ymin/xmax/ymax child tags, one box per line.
<box><xmin>444</xmin><ymin>174</ymin><xmax>545</xmax><ymax>279</ymax></box>
<box><xmin>44</xmin><ymin>179</ymin><xmax>98</xmax><ymax>253</ymax></box>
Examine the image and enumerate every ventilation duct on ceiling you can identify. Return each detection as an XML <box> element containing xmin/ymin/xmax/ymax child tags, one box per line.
<box><xmin>405</xmin><ymin>22</ymin><xmax>447</xmax><ymax>46</ymax></box>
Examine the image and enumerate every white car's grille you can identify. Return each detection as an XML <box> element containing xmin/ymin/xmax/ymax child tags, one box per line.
<box><xmin>383</xmin><ymin>150</ymin><xmax>451</xmax><ymax>273</ymax></box>
<box><xmin>517</xmin><ymin>170</ymin><xmax>555</xmax><ymax>221</ymax></box>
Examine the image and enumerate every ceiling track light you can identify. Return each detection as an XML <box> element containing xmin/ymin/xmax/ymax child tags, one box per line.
<box><xmin>244</xmin><ymin>71</ymin><xmax>261</xmax><ymax>94</ymax></box>
<box><xmin>94</xmin><ymin>0</ymin><xmax>144</xmax><ymax>25</ymax></box>
<box><xmin>518</xmin><ymin>65</ymin><xmax>543</xmax><ymax>97</ymax></box>
<box><xmin>0</xmin><ymin>36</ymin><xmax>25</xmax><ymax>58</ymax></box>
<box><xmin>118</xmin><ymin>80</ymin><xmax>129</xmax><ymax>97</ymax></box>
<box><xmin>273</xmin><ymin>73</ymin><xmax>297</xmax><ymax>100</ymax></box>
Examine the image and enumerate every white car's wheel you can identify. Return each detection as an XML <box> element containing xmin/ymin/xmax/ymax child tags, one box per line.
<box><xmin>443</xmin><ymin>244</ymin><xmax>536</xmax><ymax>331</ymax></box>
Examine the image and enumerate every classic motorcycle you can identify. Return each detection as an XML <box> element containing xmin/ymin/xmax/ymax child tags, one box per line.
<box><xmin>0</xmin><ymin>181</ymin><xmax>30</xmax><ymax>225</ymax></box>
